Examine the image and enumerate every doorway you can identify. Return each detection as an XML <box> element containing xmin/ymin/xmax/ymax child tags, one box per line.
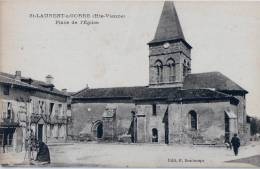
<box><xmin>152</xmin><ymin>128</ymin><xmax>158</xmax><ymax>143</ymax></box>
<box><xmin>96</xmin><ymin>123</ymin><xmax>103</xmax><ymax>139</ymax></box>
<box><xmin>224</xmin><ymin>113</ymin><xmax>230</xmax><ymax>141</ymax></box>
<box><xmin>128</xmin><ymin>111</ymin><xmax>137</xmax><ymax>143</ymax></box>
<box><xmin>163</xmin><ymin>108</ymin><xmax>169</xmax><ymax>144</ymax></box>
<box><xmin>164</xmin><ymin>122</ymin><xmax>169</xmax><ymax>144</ymax></box>
<box><xmin>92</xmin><ymin>120</ymin><xmax>103</xmax><ymax>140</ymax></box>
<box><xmin>38</xmin><ymin>124</ymin><xmax>43</xmax><ymax>142</ymax></box>
<box><xmin>1</xmin><ymin>127</ymin><xmax>16</xmax><ymax>152</ymax></box>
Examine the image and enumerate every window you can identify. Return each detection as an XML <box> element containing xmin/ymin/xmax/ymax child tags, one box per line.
<box><xmin>183</xmin><ymin>61</ymin><xmax>186</xmax><ymax>77</ymax></box>
<box><xmin>189</xmin><ymin>111</ymin><xmax>197</xmax><ymax>130</ymax></box>
<box><xmin>152</xmin><ymin>104</ymin><xmax>157</xmax><ymax>116</ymax></box>
<box><xmin>3</xmin><ymin>85</ymin><xmax>10</xmax><ymax>95</ymax></box>
<box><xmin>38</xmin><ymin>101</ymin><xmax>41</xmax><ymax>114</ymax></box>
<box><xmin>58</xmin><ymin>104</ymin><xmax>63</xmax><ymax>116</ymax></box>
<box><xmin>67</xmin><ymin>104</ymin><xmax>71</xmax><ymax>110</ymax></box>
<box><xmin>58</xmin><ymin>124</ymin><xmax>62</xmax><ymax>137</ymax></box>
<box><xmin>50</xmin><ymin>124</ymin><xmax>54</xmax><ymax>137</ymax></box>
<box><xmin>155</xmin><ymin>60</ymin><xmax>163</xmax><ymax>83</ymax></box>
<box><xmin>167</xmin><ymin>59</ymin><xmax>175</xmax><ymax>82</ymax></box>
<box><xmin>183</xmin><ymin>60</ymin><xmax>189</xmax><ymax>77</ymax></box>
<box><xmin>38</xmin><ymin>101</ymin><xmax>45</xmax><ymax>114</ymax></box>
<box><xmin>157</xmin><ymin>66</ymin><xmax>163</xmax><ymax>82</ymax></box>
<box><xmin>7</xmin><ymin>102</ymin><xmax>12</xmax><ymax>119</ymax></box>
<box><xmin>49</xmin><ymin>103</ymin><xmax>54</xmax><ymax>115</ymax></box>
<box><xmin>42</xmin><ymin>101</ymin><xmax>45</xmax><ymax>113</ymax></box>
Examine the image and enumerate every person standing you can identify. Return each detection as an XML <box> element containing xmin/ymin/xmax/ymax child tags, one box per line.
<box><xmin>231</xmin><ymin>134</ymin><xmax>240</xmax><ymax>156</ymax></box>
<box><xmin>2</xmin><ymin>131</ymin><xmax>7</xmax><ymax>153</ymax></box>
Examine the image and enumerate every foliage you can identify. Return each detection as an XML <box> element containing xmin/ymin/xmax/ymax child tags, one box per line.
<box><xmin>250</xmin><ymin>117</ymin><xmax>260</xmax><ymax>135</ymax></box>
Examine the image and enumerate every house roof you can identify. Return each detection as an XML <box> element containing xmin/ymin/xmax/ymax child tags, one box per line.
<box><xmin>0</xmin><ymin>74</ymin><xmax>37</xmax><ymax>89</ymax></box>
<box><xmin>148</xmin><ymin>1</ymin><xmax>190</xmax><ymax>48</ymax></box>
<box><xmin>183</xmin><ymin>72</ymin><xmax>248</xmax><ymax>94</ymax></box>
<box><xmin>0</xmin><ymin>72</ymin><xmax>68</xmax><ymax>96</ymax></box>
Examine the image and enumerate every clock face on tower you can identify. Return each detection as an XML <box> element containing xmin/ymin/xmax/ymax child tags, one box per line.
<box><xmin>163</xmin><ymin>42</ymin><xmax>170</xmax><ymax>49</ymax></box>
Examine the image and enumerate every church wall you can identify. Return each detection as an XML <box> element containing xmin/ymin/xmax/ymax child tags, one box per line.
<box><xmin>136</xmin><ymin>103</ymin><xmax>168</xmax><ymax>143</ymax></box>
<box><xmin>168</xmin><ymin>101</ymin><xmax>237</xmax><ymax>144</ymax></box>
<box><xmin>114</xmin><ymin>100</ymin><xmax>240</xmax><ymax>145</ymax></box>
<box><xmin>233</xmin><ymin>95</ymin><xmax>248</xmax><ymax>144</ymax></box>
<box><xmin>69</xmin><ymin>102</ymin><xmax>135</xmax><ymax>141</ymax></box>
<box><xmin>234</xmin><ymin>95</ymin><xmax>246</xmax><ymax>130</ymax></box>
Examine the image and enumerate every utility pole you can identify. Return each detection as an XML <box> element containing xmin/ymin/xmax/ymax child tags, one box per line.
<box><xmin>25</xmin><ymin>100</ymin><xmax>32</xmax><ymax>164</ymax></box>
<box><xmin>28</xmin><ymin>116</ymin><xmax>31</xmax><ymax>163</ymax></box>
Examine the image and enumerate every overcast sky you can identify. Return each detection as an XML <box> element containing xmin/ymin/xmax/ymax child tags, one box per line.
<box><xmin>0</xmin><ymin>1</ymin><xmax>260</xmax><ymax>117</ymax></box>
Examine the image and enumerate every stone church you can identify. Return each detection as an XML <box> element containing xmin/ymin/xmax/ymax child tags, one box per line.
<box><xmin>69</xmin><ymin>1</ymin><xmax>250</xmax><ymax>145</ymax></box>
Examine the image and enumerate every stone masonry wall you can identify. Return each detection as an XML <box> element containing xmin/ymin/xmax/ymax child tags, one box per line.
<box><xmin>128</xmin><ymin>100</ymin><xmax>240</xmax><ymax>145</ymax></box>
<box><xmin>69</xmin><ymin>102</ymin><xmax>135</xmax><ymax>141</ymax></box>
<box><xmin>149</xmin><ymin>41</ymin><xmax>191</xmax><ymax>87</ymax></box>
<box><xmin>168</xmin><ymin>101</ymin><xmax>238</xmax><ymax>144</ymax></box>
<box><xmin>0</xmin><ymin>84</ymin><xmax>68</xmax><ymax>152</ymax></box>
<box><xmin>136</xmin><ymin>103</ymin><xmax>168</xmax><ymax>143</ymax></box>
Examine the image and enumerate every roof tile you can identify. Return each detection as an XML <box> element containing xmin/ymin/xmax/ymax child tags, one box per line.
<box><xmin>0</xmin><ymin>72</ymin><xmax>67</xmax><ymax>96</ymax></box>
<box><xmin>183</xmin><ymin>72</ymin><xmax>247</xmax><ymax>93</ymax></box>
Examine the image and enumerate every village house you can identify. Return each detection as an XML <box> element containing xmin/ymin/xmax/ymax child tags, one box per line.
<box><xmin>0</xmin><ymin>71</ymin><xmax>70</xmax><ymax>152</ymax></box>
<box><xmin>69</xmin><ymin>1</ymin><xmax>250</xmax><ymax>145</ymax></box>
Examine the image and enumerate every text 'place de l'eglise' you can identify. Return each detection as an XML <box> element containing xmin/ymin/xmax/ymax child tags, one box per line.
<box><xmin>0</xmin><ymin>1</ymin><xmax>251</xmax><ymax>152</ymax></box>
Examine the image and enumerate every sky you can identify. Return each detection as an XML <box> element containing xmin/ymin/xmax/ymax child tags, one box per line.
<box><xmin>0</xmin><ymin>1</ymin><xmax>260</xmax><ymax>117</ymax></box>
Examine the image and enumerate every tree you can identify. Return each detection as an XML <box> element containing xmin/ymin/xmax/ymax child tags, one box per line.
<box><xmin>250</xmin><ymin>117</ymin><xmax>260</xmax><ymax>136</ymax></box>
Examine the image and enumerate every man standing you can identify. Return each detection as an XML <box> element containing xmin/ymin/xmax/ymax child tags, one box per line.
<box><xmin>231</xmin><ymin>134</ymin><xmax>240</xmax><ymax>156</ymax></box>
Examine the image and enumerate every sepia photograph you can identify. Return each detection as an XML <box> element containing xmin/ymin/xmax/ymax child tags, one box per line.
<box><xmin>0</xmin><ymin>0</ymin><xmax>260</xmax><ymax>168</ymax></box>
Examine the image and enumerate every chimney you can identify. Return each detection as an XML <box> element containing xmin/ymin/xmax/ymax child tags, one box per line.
<box><xmin>45</xmin><ymin>75</ymin><xmax>54</xmax><ymax>84</ymax></box>
<box><xmin>15</xmin><ymin>71</ymin><xmax>21</xmax><ymax>80</ymax></box>
<box><xmin>62</xmin><ymin>88</ymin><xmax>67</xmax><ymax>93</ymax></box>
<box><xmin>86</xmin><ymin>84</ymin><xmax>89</xmax><ymax>89</ymax></box>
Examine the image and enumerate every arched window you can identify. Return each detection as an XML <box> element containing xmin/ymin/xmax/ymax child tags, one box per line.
<box><xmin>155</xmin><ymin>60</ymin><xmax>163</xmax><ymax>83</ymax></box>
<box><xmin>167</xmin><ymin>58</ymin><xmax>175</xmax><ymax>82</ymax></box>
<box><xmin>152</xmin><ymin>128</ymin><xmax>158</xmax><ymax>142</ymax></box>
<box><xmin>187</xmin><ymin>62</ymin><xmax>190</xmax><ymax>68</ymax></box>
<box><xmin>189</xmin><ymin>111</ymin><xmax>197</xmax><ymax>130</ymax></box>
<box><xmin>187</xmin><ymin>62</ymin><xmax>190</xmax><ymax>74</ymax></box>
<box><xmin>183</xmin><ymin>60</ymin><xmax>187</xmax><ymax>76</ymax></box>
<box><xmin>152</xmin><ymin>104</ymin><xmax>157</xmax><ymax>116</ymax></box>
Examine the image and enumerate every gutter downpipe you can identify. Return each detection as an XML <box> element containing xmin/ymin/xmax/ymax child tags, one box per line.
<box><xmin>180</xmin><ymin>98</ymin><xmax>183</xmax><ymax>143</ymax></box>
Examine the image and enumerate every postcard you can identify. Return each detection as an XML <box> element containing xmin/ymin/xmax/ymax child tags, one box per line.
<box><xmin>0</xmin><ymin>0</ymin><xmax>260</xmax><ymax>168</ymax></box>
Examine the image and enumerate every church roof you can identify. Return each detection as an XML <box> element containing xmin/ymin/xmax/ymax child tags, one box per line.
<box><xmin>183</xmin><ymin>72</ymin><xmax>248</xmax><ymax>94</ymax></box>
<box><xmin>72</xmin><ymin>71</ymin><xmax>246</xmax><ymax>102</ymax></box>
<box><xmin>148</xmin><ymin>1</ymin><xmax>190</xmax><ymax>47</ymax></box>
<box><xmin>72</xmin><ymin>86</ymin><xmax>236</xmax><ymax>103</ymax></box>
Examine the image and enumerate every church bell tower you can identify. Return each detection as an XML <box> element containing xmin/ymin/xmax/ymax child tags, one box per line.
<box><xmin>148</xmin><ymin>1</ymin><xmax>192</xmax><ymax>88</ymax></box>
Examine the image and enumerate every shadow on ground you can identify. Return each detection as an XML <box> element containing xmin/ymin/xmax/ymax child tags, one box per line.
<box><xmin>226</xmin><ymin>155</ymin><xmax>260</xmax><ymax>167</ymax></box>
